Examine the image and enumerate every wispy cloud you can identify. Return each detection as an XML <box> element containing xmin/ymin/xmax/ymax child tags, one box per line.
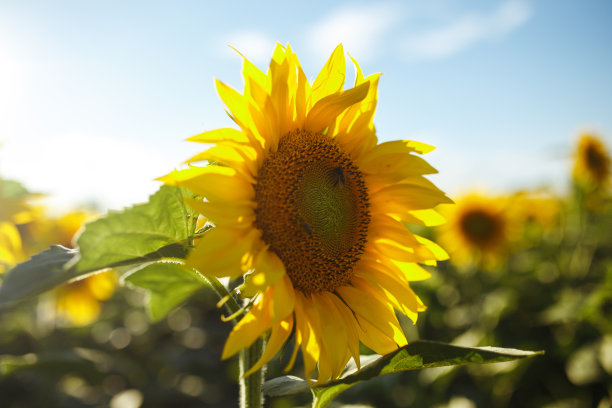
<box><xmin>306</xmin><ymin>3</ymin><xmax>401</xmax><ymax>63</ymax></box>
<box><xmin>400</xmin><ymin>0</ymin><xmax>532</xmax><ymax>61</ymax></box>
<box><xmin>221</xmin><ymin>31</ymin><xmax>276</xmax><ymax>66</ymax></box>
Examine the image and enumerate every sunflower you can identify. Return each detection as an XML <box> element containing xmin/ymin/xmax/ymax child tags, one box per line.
<box><xmin>0</xmin><ymin>177</ymin><xmax>36</xmax><ymax>273</ymax></box>
<box><xmin>438</xmin><ymin>193</ymin><xmax>514</xmax><ymax>269</ymax></box>
<box><xmin>0</xmin><ymin>221</ymin><xmax>23</xmax><ymax>274</ymax></box>
<box><xmin>573</xmin><ymin>133</ymin><xmax>611</xmax><ymax>191</ymax></box>
<box><xmin>56</xmin><ymin>270</ymin><xmax>117</xmax><ymax>325</ymax></box>
<box><xmin>162</xmin><ymin>44</ymin><xmax>451</xmax><ymax>383</ymax></box>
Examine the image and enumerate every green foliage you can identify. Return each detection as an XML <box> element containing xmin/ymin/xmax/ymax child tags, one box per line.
<box><xmin>0</xmin><ymin>245</ymin><xmax>78</xmax><ymax>309</ymax></box>
<box><xmin>0</xmin><ymin>178</ymin><xmax>32</xmax><ymax>200</ymax></box>
<box><xmin>0</xmin><ymin>186</ymin><xmax>197</xmax><ymax>312</ymax></box>
<box><xmin>124</xmin><ymin>262</ymin><xmax>210</xmax><ymax>322</ymax></box>
<box><xmin>73</xmin><ymin>185</ymin><xmax>196</xmax><ymax>272</ymax></box>
<box><xmin>263</xmin><ymin>341</ymin><xmax>542</xmax><ymax>408</ymax></box>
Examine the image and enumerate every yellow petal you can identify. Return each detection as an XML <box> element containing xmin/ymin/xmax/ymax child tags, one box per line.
<box><xmin>310</xmin><ymin>44</ymin><xmax>346</xmax><ymax>107</ymax></box>
<box><xmin>241</xmin><ymin>249</ymin><xmax>286</xmax><ymax>297</ymax></box>
<box><xmin>270</xmin><ymin>274</ymin><xmax>295</xmax><ymax>323</ymax></box>
<box><xmin>186</xmin><ymin>198</ymin><xmax>255</xmax><ymax>229</ymax></box>
<box><xmin>222</xmin><ymin>295</ymin><xmax>271</xmax><ymax>359</ymax></box>
<box><xmin>409</xmin><ymin>209</ymin><xmax>447</xmax><ymax>226</ymax></box>
<box><xmin>160</xmin><ymin>166</ymin><xmax>254</xmax><ymax>202</ymax></box>
<box><xmin>304</xmin><ymin>82</ymin><xmax>370</xmax><ymax>133</ymax></box>
<box><xmin>380</xmin><ymin>258</ymin><xmax>432</xmax><ymax>282</ymax></box>
<box><xmin>186</xmin><ymin>227</ymin><xmax>260</xmax><ymax>278</ymax></box>
<box><xmin>269</xmin><ymin>53</ymin><xmax>292</xmax><ymax>140</ymax></box>
<box><xmin>244</xmin><ymin>316</ymin><xmax>294</xmax><ymax>377</ymax></box>
<box><xmin>371</xmin><ymin>182</ymin><xmax>452</xmax><ymax>213</ymax></box>
<box><xmin>184</xmin><ymin>144</ymin><xmax>257</xmax><ymax>183</ymax></box>
<box><xmin>294</xmin><ymin>294</ymin><xmax>320</xmax><ymax>382</ymax></box>
<box><xmin>316</xmin><ymin>293</ymin><xmax>354</xmax><ymax>379</ymax></box>
<box><xmin>288</xmin><ymin>48</ymin><xmax>310</xmax><ymax>129</ymax></box>
<box><xmin>327</xmin><ymin>293</ymin><xmax>361</xmax><ymax>369</ymax></box>
<box><xmin>369</xmin><ymin>214</ymin><xmax>421</xmax><ymax>250</ymax></box>
<box><xmin>337</xmin><ymin>284</ymin><xmax>406</xmax><ymax>347</ymax></box>
<box><xmin>186</xmin><ymin>128</ymin><xmax>250</xmax><ymax>144</ymax></box>
<box><xmin>354</xmin><ymin>267</ymin><xmax>421</xmax><ymax>322</ymax></box>
<box><xmin>416</xmin><ymin>235</ymin><xmax>449</xmax><ymax>261</ymax></box>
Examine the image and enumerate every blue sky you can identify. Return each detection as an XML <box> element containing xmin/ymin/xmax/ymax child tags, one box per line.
<box><xmin>1</xmin><ymin>0</ymin><xmax>611</xmax><ymax>211</ymax></box>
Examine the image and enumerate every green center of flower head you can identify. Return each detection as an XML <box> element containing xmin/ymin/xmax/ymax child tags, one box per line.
<box><xmin>254</xmin><ymin>129</ymin><xmax>370</xmax><ymax>294</ymax></box>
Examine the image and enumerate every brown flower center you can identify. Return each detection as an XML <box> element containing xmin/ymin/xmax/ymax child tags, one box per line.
<box><xmin>254</xmin><ymin>129</ymin><xmax>370</xmax><ymax>294</ymax></box>
<box><xmin>460</xmin><ymin>209</ymin><xmax>504</xmax><ymax>248</ymax></box>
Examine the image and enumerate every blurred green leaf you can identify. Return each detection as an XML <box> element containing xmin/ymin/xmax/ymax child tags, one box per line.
<box><xmin>0</xmin><ymin>186</ymin><xmax>196</xmax><ymax>309</ymax></box>
<box><xmin>0</xmin><ymin>178</ymin><xmax>32</xmax><ymax>199</ymax></box>
<box><xmin>124</xmin><ymin>262</ymin><xmax>210</xmax><ymax>321</ymax></box>
<box><xmin>263</xmin><ymin>341</ymin><xmax>543</xmax><ymax>408</ymax></box>
<box><xmin>0</xmin><ymin>245</ymin><xmax>78</xmax><ymax>308</ymax></box>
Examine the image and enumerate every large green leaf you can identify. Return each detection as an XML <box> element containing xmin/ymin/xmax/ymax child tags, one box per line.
<box><xmin>72</xmin><ymin>185</ymin><xmax>196</xmax><ymax>272</ymax></box>
<box><xmin>262</xmin><ymin>340</ymin><xmax>543</xmax><ymax>408</ymax></box>
<box><xmin>0</xmin><ymin>186</ymin><xmax>196</xmax><ymax>309</ymax></box>
<box><xmin>124</xmin><ymin>262</ymin><xmax>210</xmax><ymax>321</ymax></box>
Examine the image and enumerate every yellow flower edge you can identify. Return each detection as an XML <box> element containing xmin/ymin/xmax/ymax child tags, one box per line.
<box><xmin>573</xmin><ymin>133</ymin><xmax>611</xmax><ymax>190</ymax></box>
<box><xmin>162</xmin><ymin>44</ymin><xmax>452</xmax><ymax>384</ymax></box>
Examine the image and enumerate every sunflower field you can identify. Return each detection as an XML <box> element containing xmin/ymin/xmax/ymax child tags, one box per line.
<box><xmin>1</xmin><ymin>45</ymin><xmax>611</xmax><ymax>408</ymax></box>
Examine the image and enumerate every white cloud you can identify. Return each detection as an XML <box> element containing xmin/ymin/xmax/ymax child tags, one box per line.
<box><xmin>401</xmin><ymin>0</ymin><xmax>532</xmax><ymax>61</ymax></box>
<box><xmin>222</xmin><ymin>31</ymin><xmax>276</xmax><ymax>66</ymax></box>
<box><xmin>0</xmin><ymin>133</ymin><xmax>176</xmax><ymax>213</ymax></box>
<box><xmin>307</xmin><ymin>3</ymin><xmax>401</xmax><ymax>63</ymax></box>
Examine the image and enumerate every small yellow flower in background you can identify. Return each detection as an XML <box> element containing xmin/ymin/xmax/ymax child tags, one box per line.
<box><xmin>56</xmin><ymin>270</ymin><xmax>117</xmax><ymax>326</ymax></box>
<box><xmin>0</xmin><ymin>222</ymin><xmax>23</xmax><ymax>273</ymax></box>
<box><xmin>572</xmin><ymin>133</ymin><xmax>611</xmax><ymax>191</ymax></box>
<box><xmin>162</xmin><ymin>44</ymin><xmax>451</xmax><ymax>383</ymax></box>
<box><xmin>438</xmin><ymin>193</ymin><xmax>515</xmax><ymax>269</ymax></box>
<box><xmin>0</xmin><ymin>177</ymin><xmax>39</xmax><ymax>272</ymax></box>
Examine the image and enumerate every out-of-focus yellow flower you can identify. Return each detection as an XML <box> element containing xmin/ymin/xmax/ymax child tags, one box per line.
<box><xmin>438</xmin><ymin>193</ymin><xmax>515</xmax><ymax>269</ymax></box>
<box><xmin>573</xmin><ymin>134</ymin><xmax>610</xmax><ymax>191</ymax></box>
<box><xmin>0</xmin><ymin>178</ymin><xmax>38</xmax><ymax>272</ymax></box>
<box><xmin>0</xmin><ymin>222</ymin><xmax>23</xmax><ymax>273</ymax></box>
<box><xmin>162</xmin><ymin>44</ymin><xmax>451</xmax><ymax>382</ymax></box>
<box><xmin>509</xmin><ymin>192</ymin><xmax>560</xmax><ymax>237</ymax></box>
<box><xmin>56</xmin><ymin>270</ymin><xmax>117</xmax><ymax>325</ymax></box>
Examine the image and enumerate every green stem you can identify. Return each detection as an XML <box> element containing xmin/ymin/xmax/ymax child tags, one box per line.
<box><xmin>204</xmin><ymin>276</ymin><xmax>242</xmax><ymax>322</ymax></box>
<box><xmin>202</xmin><ymin>275</ymin><xmax>265</xmax><ymax>408</ymax></box>
<box><xmin>240</xmin><ymin>336</ymin><xmax>265</xmax><ymax>408</ymax></box>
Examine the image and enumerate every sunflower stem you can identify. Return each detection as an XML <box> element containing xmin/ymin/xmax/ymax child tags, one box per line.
<box><xmin>240</xmin><ymin>336</ymin><xmax>265</xmax><ymax>408</ymax></box>
<box><xmin>201</xmin><ymin>275</ymin><xmax>265</xmax><ymax>407</ymax></box>
<box><xmin>202</xmin><ymin>276</ymin><xmax>242</xmax><ymax>323</ymax></box>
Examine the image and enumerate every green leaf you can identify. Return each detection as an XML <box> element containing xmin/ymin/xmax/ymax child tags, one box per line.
<box><xmin>0</xmin><ymin>177</ymin><xmax>32</xmax><ymax>199</ymax></box>
<box><xmin>0</xmin><ymin>245</ymin><xmax>78</xmax><ymax>308</ymax></box>
<box><xmin>72</xmin><ymin>185</ymin><xmax>196</xmax><ymax>272</ymax></box>
<box><xmin>0</xmin><ymin>186</ymin><xmax>196</xmax><ymax>309</ymax></box>
<box><xmin>124</xmin><ymin>262</ymin><xmax>210</xmax><ymax>321</ymax></box>
<box><xmin>261</xmin><ymin>375</ymin><xmax>310</xmax><ymax>397</ymax></box>
<box><xmin>262</xmin><ymin>341</ymin><xmax>543</xmax><ymax>408</ymax></box>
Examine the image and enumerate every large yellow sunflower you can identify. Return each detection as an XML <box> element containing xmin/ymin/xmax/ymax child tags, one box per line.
<box><xmin>573</xmin><ymin>133</ymin><xmax>610</xmax><ymax>190</ymax></box>
<box><xmin>162</xmin><ymin>44</ymin><xmax>451</xmax><ymax>383</ymax></box>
